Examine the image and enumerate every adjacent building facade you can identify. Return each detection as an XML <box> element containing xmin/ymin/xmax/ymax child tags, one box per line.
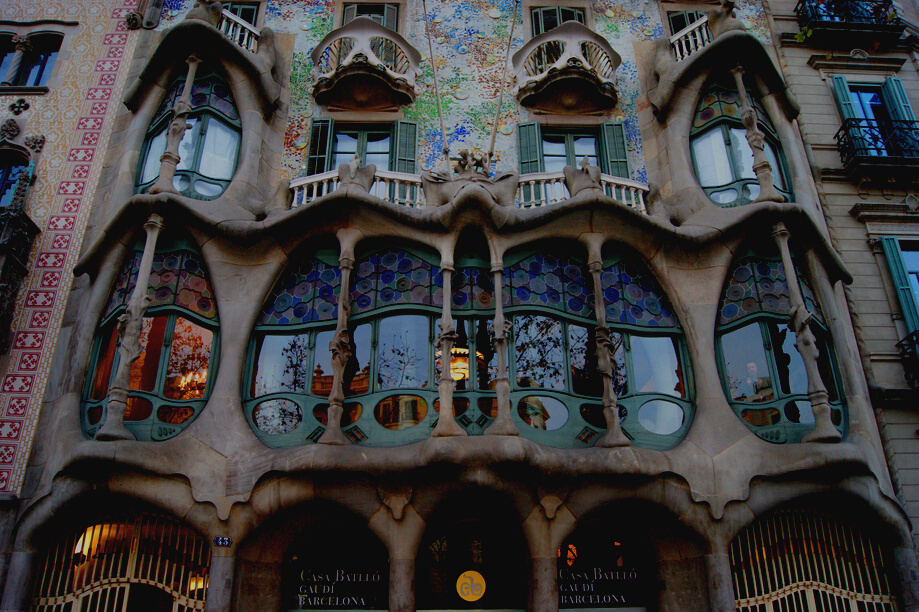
<box><xmin>1</xmin><ymin>0</ymin><xmax>919</xmax><ymax>609</ymax></box>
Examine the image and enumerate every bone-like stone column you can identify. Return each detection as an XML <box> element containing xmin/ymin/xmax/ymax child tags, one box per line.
<box><xmin>205</xmin><ymin>555</ymin><xmax>235</xmax><ymax>612</ymax></box>
<box><xmin>96</xmin><ymin>214</ymin><xmax>164</xmax><ymax>441</ymax></box>
<box><xmin>149</xmin><ymin>54</ymin><xmax>201</xmax><ymax>195</ymax></box>
<box><xmin>772</xmin><ymin>223</ymin><xmax>841</xmax><ymax>443</ymax></box>
<box><xmin>432</xmin><ymin>265</ymin><xmax>466</xmax><ymax>437</ymax></box>
<box><xmin>704</xmin><ymin>546</ymin><xmax>736</xmax><ymax>612</ymax></box>
<box><xmin>0</xmin><ymin>551</ymin><xmax>35</xmax><ymax>612</ymax></box>
<box><xmin>730</xmin><ymin>65</ymin><xmax>785</xmax><ymax>204</ymax></box>
<box><xmin>586</xmin><ymin>244</ymin><xmax>629</xmax><ymax>447</ymax></box>
<box><xmin>485</xmin><ymin>267</ymin><xmax>519</xmax><ymax>436</ymax></box>
<box><xmin>318</xmin><ymin>254</ymin><xmax>353</xmax><ymax>445</ymax></box>
<box><xmin>1</xmin><ymin>35</ymin><xmax>31</xmax><ymax>86</ymax></box>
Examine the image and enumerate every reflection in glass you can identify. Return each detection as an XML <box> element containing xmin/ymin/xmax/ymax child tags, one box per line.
<box><xmin>374</xmin><ymin>395</ymin><xmax>428</xmax><ymax>429</ymax></box>
<box><xmin>478</xmin><ymin>397</ymin><xmax>498</xmax><ymax>418</ymax></box>
<box><xmin>517</xmin><ymin>396</ymin><xmax>569</xmax><ymax>431</ymax></box>
<box><xmin>124</xmin><ymin>397</ymin><xmax>153</xmax><ymax>422</ymax></box>
<box><xmin>378</xmin><ymin>315</ymin><xmax>430</xmax><ymax>390</ymax></box>
<box><xmin>251</xmin><ymin>333</ymin><xmax>311</xmax><ymax>397</ymax></box>
<box><xmin>721</xmin><ymin>324</ymin><xmax>773</xmax><ymax>402</ymax></box>
<box><xmin>770</xmin><ymin>323</ymin><xmax>807</xmax><ymax>397</ymax></box>
<box><xmin>199</xmin><ymin>119</ymin><xmax>239</xmax><ymax>179</ymax></box>
<box><xmin>580</xmin><ymin>404</ymin><xmax>607</xmax><ymax>429</ymax></box>
<box><xmin>514</xmin><ymin>315</ymin><xmax>564</xmax><ymax>390</ymax></box>
<box><xmin>163</xmin><ymin>318</ymin><xmax>213</xmax><ymax>400</ymax></box>
<box><xmin>741</xmin><ymin>407</ymin><xmax>780</xmax><ymax>427</ymax></box>
<box><xmin>637</xmin><ymin>400</ymin><xmax>683</xmax><ymax>435</ymax></box>
<box><xmin>344</xmin><ymin>324</ymin><xmax>371</xmax><ymax>396</ymax></box>
<box><xmin>313</xmin><ymin>402</ymin><xmax>362</xmax><ymax>427</ymax></box>
<box><xmin>433</xmin><ymin>397</ymin><xmax>470</xmax><ymax>417</ymax></box>
<box><xmin>158</xmin><ymin>405</ymin><xmax>196</xmax><ymax>425</ymax></box>
<box><xmin>630</xmin><ymin>336</ymin><xmax>684</xmax><ymax>398</ymax></box>
<box><xmin>568</xmin><ymin>324</ymin><xmax>604</xmax><ymax>397</ymax></box>
<box><xmin>90</xmin><ymin>324</ymin><xmax>119</xmax><ymax>401</ymax></box>
<box><xmin>783</xmin><ymin>400</ymin><xmax>814</xmax><ymax>424</ymax></box>
<box><xmin>254</xmin><ymin>398</ymin><xmax>302</xmax><ymax>434</ymax></box>
<box><xmin>130</xmin><ymin>318</ymin><xmax>168</xmax><ymax>393</ymax></box>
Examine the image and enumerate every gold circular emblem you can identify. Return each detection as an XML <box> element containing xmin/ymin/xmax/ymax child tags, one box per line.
<box><xmin>456</xmin><ymin>570</ymin><xmax>486</xmax><ymax>602</ymax></box>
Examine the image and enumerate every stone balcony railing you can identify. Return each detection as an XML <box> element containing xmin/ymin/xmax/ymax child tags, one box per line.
<box><xmin>218</xmin><ymin>9</ymin><xmax>260</xmax><ymax>52</ymax></box>
<box><xmin>290</xmin><ymin>169</ymin><xmax>649</xmax><ymax>212</ymax></box>
<box><xmin>310</xmin><ymin>17</ymin><xmax>422</xmax><ymax>110</ymax></box>
<box><xmin>670</xmin><ymin>15</ymin><xmax>713</xmax><ymax>61</ymax></box>
<box><xmin>512</xmin><ymin>21</ymin><xmax>621</xmax><ymax>114</ymax></box>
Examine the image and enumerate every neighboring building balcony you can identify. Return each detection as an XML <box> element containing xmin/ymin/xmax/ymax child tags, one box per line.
<box><xmin>835</xmin><ymin>118</ymin><xmax>919</xmax><ymax>177</ymax></box>
<box><xmin>310</xmin><ymin>17</ymin><xmax>422</xmax><ymax>111</ymax></box>
<box><xmin>217</xmin><ymin>8</ymin><xmax>261</xmax><ymax>52</ymax></box>
<box><xmin>896</xmin><ymin>330</ymin><xmax>919</xmax><ymax>389</ymax></box>
<box><xmin>289</xmin><ymin>169</ymin><xmax>649</xmax><ymax>212</ymax></box>
<box><xmin>794</xmin><ymin>0</ymin><xmax>905</xmax><ymax>47</ymax></box>
<box><xmin>512</xmin><ymin>21</ymin><xmax>621</xmax><ymax>114</ymax></box>
<box><xmin>670</xmin><ymin>15</ymin><xmax>713</xmax><ymax>62</ymax></box>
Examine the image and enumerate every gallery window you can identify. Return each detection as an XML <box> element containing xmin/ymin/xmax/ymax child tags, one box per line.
<box><xmin>716</xmin><ymin>254</ymin><xmax>845</xmax><ymax>443</ymax></box>
<box><xmin>222</xmin><ymin>1</ymin><xmax>260</xmax><ymax>26</ymax></box>
<box><xmin>691</xmin><ymin>82</ymin><xmax>791</xmax><ymax>208</ymax></box>
<box><xmin>305</xmin><ymin>118</ymin><xmax>417</xmax><ymax>175</ymax></box>
<box><xmin>530</xmin><ymin>6</ymin><xmax>586</xmax><ymax>35</ymax></box>
<box><xmin>667</xmin><ymin>9</ymin><xmax>706</xmax><ymax>34</ymax></box>
<box><xmin>831</xmin><ymin>75</ymin><xmax>919</xmax><ymax>160</ymax></box>
<box><xmin>136</xmin><ymin>71</ymin><xmax>241</xmax><ymax>200</ymax></box>
<box><xmin>342</xmin><ymin>2</ymin><xmax>399</xmax><ymax>30</ymax></box>
<box><xmin>0</xmin><ymin>32</ymin><xmax>62</xmax><ymax>88</ymax></box>
<box><xmin>518</xmin><ymin>122</ymin><xmax>629</xmax><ymax>177</ymax></box>
<box><xmin>0</xmin><ymin>157</ymin><xmax>29</xmax><ymax>207</ymax></box>
<box><xmin>82</xmin><ymin>237</ymin><xmax>219</xmax><ymax>441</ymax></box>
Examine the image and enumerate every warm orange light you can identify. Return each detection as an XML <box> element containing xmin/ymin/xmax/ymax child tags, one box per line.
<box><xmin>189</xmin><ymin>575</ymin><xmax>208</xmax><ymax>591</ymax></box>
<box><xmin>179</xmin><ymin>368</ymin><xmax>207</xmax><ymax>390</ymax></box>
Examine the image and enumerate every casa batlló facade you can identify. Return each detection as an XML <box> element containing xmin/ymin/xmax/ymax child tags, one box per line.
<box><xmin>1</xmin><ymin>0</ymin><xmax>919</xmax><ymax>609</ymax></box>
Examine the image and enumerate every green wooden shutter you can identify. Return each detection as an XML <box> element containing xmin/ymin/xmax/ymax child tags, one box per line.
<box><xmin>881</xmin><ymin>76</ymin><xmax>917</xmax><ymax>122</ymax></box>
<box><xmin>600</xmin><ymin>122</ymin><xmax>629</xmax><ymax>178</ymax></box>
<box><xmin>882</xmin><ymin>236</ymin><xmax>919</xmax><ymax>333</ymax></box>
<box><xmin>518</xmin><ymin>122</ymin><xmax>543</xmax><ymax>174</ymax></box>
<box><xmin>306</xmin><ymin>118</ymin><xmax>333</xmax><ymax>175</ymax></box>
<box><xmin>342</xmin><ymin>4</ymin><xmax>357</xmax><ymax>24</ymax></box>
<box><xmin>831</xmin><ymin>75</ymin><xmax>857</xmax><ymax>120</ymax></box>
<box><xmin>390</xmin><ymin>120</ymin><xmax>418</xmax><ymax>173</ymax></box>
<box><xmin>383</xmin><ymin>3</ymin><xmax>398</xmax><ymax>31</ymax></box>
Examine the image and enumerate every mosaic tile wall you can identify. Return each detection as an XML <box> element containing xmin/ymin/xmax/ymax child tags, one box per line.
<box><xmin>0</xmin><ymin>0</ymin><xmax>138</xmax><ymax>494</ymax></box>
<box><xmin>162</xmin><ymin>0</ymin><xmax>770</xmax><ymax>184</ymax></box>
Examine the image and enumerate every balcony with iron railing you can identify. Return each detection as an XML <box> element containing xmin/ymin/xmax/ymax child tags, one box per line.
<box><xmin>670</xmin><ymin>15</ymin><xmax>713</xmax><ymax>62</ymax></box>
<box><xmin>289</xmin><ymin>169</ymin><xmax>649</xmax><ymax>213</ymax></box>
<box><xmin>310</xmin><ymin>17</ymin><xmax>422</xmax><ymax>111</ymax></box>
<box><xmin>896</xmin><ymin>330</ymin><xmax>919</xmax><ymax>389</ymax></box>
<box><xmin>794</xmin><ymin>0</ymin><xmax>904</xmax><ymax>46</ymax></box>
<box><xmin>511</xmin><ymin>21</ymin><xmax>621</xmax><ymax>114</ymax></box>
<box><xmin>217</xmin><ymin>9</ymin><xmax>261</xmax><ymax>52</ymax></box>
<box><xmin>835</xmin><ymin>118</ymin><xmax>919</xmax><ymax>176</ymax></box>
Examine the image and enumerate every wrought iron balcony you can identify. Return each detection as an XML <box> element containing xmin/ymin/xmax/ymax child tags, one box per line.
<box><xmin>835</xmin><ymin>118</ymin><xmax>919</xmax><ymax>176</ymax></box>
<box><xmin>896</xmin><ymin>330</ymin><xmax>919</xmax><ymax>389</ymax></box>
<box><xmin>512</xmin><ymin>21</ymin><xmax>620</xmax><ymax>114</ymax></box>
<box><xmin>794</xmin><ymin>0</ymin><xmax>904</xmax><ymax>46</ymax></box>
<box><xmin>310</xmin><ymin>17</ymin><xmax>422</xmax><ymax>111</ymax></box>
<box><xmin>0</xmin><ymin>201</ymin><xmax>40</xmax><ymax>354</ymax></box>
<box><xmin>218</xmin><ymin>9</ymin><xmax>261</xmax><ymax>52</ymax></box>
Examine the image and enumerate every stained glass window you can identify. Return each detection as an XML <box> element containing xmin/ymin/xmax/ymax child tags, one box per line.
<box><xmin>504</xmin><ymin>253</ymin><xmax>593</xmax><ymax>319</ymax></box>
<box><xmin>601</xmin><ymin>258</ymin><xmax>678</xmax><ymax>327</ymax></box>
<box><xmin>258</xmin><ymin>258</ymin><xmax>340</xmax><ymax>325</ymax></box>
<box><xmin>350</xmin><ymin>249</ymin><xmax>441</xmax><ymax>315</ymax></box>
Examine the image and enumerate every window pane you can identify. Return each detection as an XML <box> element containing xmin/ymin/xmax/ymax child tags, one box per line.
<box><xmin>374</xmin><ymin>394</ymin><xmax>428</xmax><ymax>429</ymax></box>
<box><xmin>378</xmin><ymin>315</ymin><xmax>430</xmax><ymax>390</ymax></box>
<box><xmin>162</xmin><ymin>317</ymin><xmax>213</xmax><ymax>400</ymax></box>
<box><xmin>199</xmin><ymin>118</ymin><xmax>239</xmax><ymax>180</ymax></box>
<box><xmin>345</xmin><ymin>323</ymin><xmax>371</xmax><ymax>396</ymax></box>
<box><xmin>365</xmin><ymin>132</ymin><xmax>391</xmax><ymax>170</ymax></box>
<box><xmin>475</xmin><ymin>318</ymin><xmax>501</xmax><ymax>391</ymax></box>
<box><xmin>517</xmin><ymin>395</ymin><xmax>569</xmax><ymax>431</ymax></box>
<box><xmin>542</xmin><ymin>134</ymin><xmax>567</xmax><ymax>157</ymax></box>
<box><xmin>129</xmin><ymin>317</ymin><xmax>169</xmax><ymax>392</ymax></box>
<box><xmin>763</xmin><ymin>140</ymin><xmax>786</xmax><ymax>190</ymax></box>
<box><xmin>572</xmin><ymin>135</ymin><xmax>598</xmax><ymax>166</ymax></box>
<box><xmin>0</xmin><ymin>164</ymin><xmax>28</xmax><ymax>207</ymax></box>
<box><xmin>176</xmin><ymin>118</ymin><xmax>200</xmax><ymax>171</ymax></box>
<box><xmin>770</xmin><ymin>323</ymin><xmax>808</xmax><ymax>397</ymax></box>
<box><xmin>730</xmin><ymin>128</ymin><xmax>756</xmax><ymax>180</ymax></box>
<box><xmin>140</xmin><ymin>129</ymin><xmax>167</xmax><ymax>185</ymax></box>
<box><xmin>630</xmin><ymin>336</ymin><xmax>684</xmax><ymax>398</ymax></box>
<box><xmin>251</xmin><ymin>333</ymin><xmax>310</xmax><ymax>396</ymax></box>
<box><xmin>692</xmin><ymin>129</ymin><xmax>733</xmax><ymax>187</ymax></box>
<box><xmin>721</xmin><ymin>323</ymin><xmax>773</xmax><ymax>402</ymax></box>
<box><xmin>436</xmin><ymin>319</ymin><xmax>471</xmax><ymax>390</ymax></box>
<box><xmin>90</xmin><ymin>324</ymin><xmax>119</xmax><ymax>401</ymax></box>
<box><xmin>569</xmin><ymin>324</ymin><xmax>603</xmax><ymax>397</ymax></box>
<box><xmin>514</xmin><ymin>315</ymin><xmax>564</xmax><ymax>391</ymax></box>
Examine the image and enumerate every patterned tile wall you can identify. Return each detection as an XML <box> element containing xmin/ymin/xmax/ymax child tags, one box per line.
<box><xmin>0</xmin><ymin>0</ymin><xmax>138</xmax><ymax>494</ymax></box>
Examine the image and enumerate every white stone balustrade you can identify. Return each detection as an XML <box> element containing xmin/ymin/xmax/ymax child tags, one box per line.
<box><xmin>669</xmin><ymin>15</ymin><xmax>712</xmax><ymax>61</ymax></box>
<box><xmin>218</xmin><ymin>9</ymin><xmax>260</xmax><ymax>52</ymax></box>
<box><xmin>290</xmin><ymin>169</ymin><xmax>426</xmax><ymax>209</ymax></box>
<box><xmin>516</xmin><ymin>171</ymin><xmax>649</xmax><ymax>212</ymax></box>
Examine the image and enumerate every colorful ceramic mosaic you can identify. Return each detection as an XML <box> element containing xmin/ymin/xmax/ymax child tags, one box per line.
<box><xmin>719</xmin><ymin>257</ymin><xmax>823</xmax><ymax>326</ymax></box>
<box><xmin>504</xmin><ymin>254</ymin><xmax>594</xmax><ymax>319</ymax></box>
<box><xmin>259</xmin><ymin>258</ymin><xmax>341</xmax><ymax>325</ymax></box>
<box><xmin>693</xmin><ymin>84</ymin><xmax>773</xmax><ymax>133</ymax></box>
<box><xmin>453</xmin><ymin>267</ymin><xmax>495</xmax><ymax>310</ymax></box>
<box><xmin>601</xmin><ymin>259</ymin><xmax>678</xmax><ymax>328</ymax></box>
<box><xmin>350</xmin><ymin>250</ymin><xmax>441</xmax><ymax>316</ymax></box>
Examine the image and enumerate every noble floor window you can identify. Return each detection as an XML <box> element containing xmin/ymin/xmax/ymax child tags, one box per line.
<box><xmin>305</xmin><ymin>118</ymin><xmax>417</xmax><ymax>176</ymax></box>
<box><xmin>667</xmin><ymin>9</ymin><xmax>706</xmax><ymax>34</ymax></box>
<box><xmin>82</xmin><ymin>237</ymin><xmax>219</xmax><ymax>441</ymax></box>
<box><xmin>0</xmin><ymin>32</ymin><xmax>62</xmax><ymax>87</ymax></box>
<box><xmin>342</xmin><ymin>3</ymin><xmax>399</xmax><ymax>30</ymax></box>
<box><xmin>137</xmin><ymin>71</ymin><xmax>240</xmax><ymax>200</ymax></box>
<box><xmin>0</xmin><ymin>157</ymin><xmax>28</xmax><ymax>207</ymax></box>
<box><xmin>518</xmin><ymin>122</ymin><xmax>629</xmax><ymax>177</ymax></box>
<box><xmin>717</xmin><ymin>255</ymin><xmax>845</xmax><ymax>444</ymax></box>
<box><xmin>691</xmin><ymin>82</ymin><xmax>791</xmax><ymax>208</ymax></box>
<box><xmin>223</xmin><ymin>1</ymin><xmax>259</xmax><ymax>25</ymax></box>
<box><xmin>530</xmin><ymin>6</ymin><xmax>586</xmax><ymax>35</ymax></box>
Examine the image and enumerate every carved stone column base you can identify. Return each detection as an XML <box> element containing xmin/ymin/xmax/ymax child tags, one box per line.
<box><xmin>317</xmin><ymin>404</ymin><xmax>351</xmax><ymax>445</ymax></box>
<box><xmin>485</xmin><ymin>378</ymin><xmax>519</xmax><ymax>436</ymax></box>
<box><xmin>431</xmin><ymin>413</ymin><xmax>467</xmax><ymax>437</ymax></box>
<box><xmin>595</xmin><ymin>405</ymin><xmax>630</xmax><ymax>447</ymax></box>
<box><xmin>95</xmin><ymin>398</ymin><xmax>137</xmax><ymax>442</ymax></box>
<box><xmin>802</xmin><ymin>409</ymin><xmax>842</xmax><ymax>443</ymax></box>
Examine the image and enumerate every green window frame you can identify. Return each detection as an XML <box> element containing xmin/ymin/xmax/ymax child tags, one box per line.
<box><xmin>667</xmin><ymin>10</ymin><xmax>706</xmax><ymax>35</ymax></box>
<box><xmin>530</xmin><ymin>6</ymin><xmax>586</xmax><ymax>36</ymax></box>
<box><xmin>342</xmin><ymin>3</ymin><xmax>399</xmax><ymax>30</ymax></box>
<box><xmin>517</xmin><ymin>121</ymin><xmax>629</xmax><ymax>177</ymax></box>
<box><xmin>305</xmin><ymin>118</ymin><xmax>417</xmax><ymax>175</ymax></box>
<box><xmin>831</xmin><ymin>75</ymin><xmax>917</xmax><ymax>158</ymax></box>
<box><xmin>881</xmin><ymin>236</ymin><xmax>919</xmax><ymax>334</ymax></box>
<box><xmin>82</xmin><ymin>238</ymin><xmax>220</xmax><ymax>442</ymax></box>
<box><xmin>136</xmin><ymin>71</ymin><xmax>241</xmax><ymax>200</ymax></box>
<box><xmin>222</xmin><ymin>1</ymin><xmax>259</xmax><ymax>25</ymax></box>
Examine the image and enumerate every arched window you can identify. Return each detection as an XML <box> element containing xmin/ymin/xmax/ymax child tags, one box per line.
<box><xmin>82</xmin><ymin>236</ymin><xmax>219</xmax><ymax>441</ymax></box>
<box><xmin>31</xmin><ymin>512</ymin><xmax>210</xmax><ymax>610</ymax></box>
<box><xmin>716</xmin><ymin>254</ymin><xmax>845</xmax><ymax>443</ymax></box>
<box><xmin>691</xmin><ymin>81</ymin><xmax>791</xmax><ymax>208</ymax></box>
<box><xmin>137</xmin><ymin>71</ymin><xmax>240</xmax><ymax>200</ymax></box>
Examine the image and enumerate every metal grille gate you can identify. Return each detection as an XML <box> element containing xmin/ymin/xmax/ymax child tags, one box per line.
<box><xmin>31</xmin><ymin>513</ymin><xmax>210</xmax><ymax>611</ymax></box>
<box><xmin>730</xmin><ymin>510</ymin><xmax>899</xmax><ymax>612</ymax></box>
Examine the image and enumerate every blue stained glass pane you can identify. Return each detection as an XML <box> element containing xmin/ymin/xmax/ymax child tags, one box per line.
<box><xmin>601</xmin><ymin>258</ymin><xmax>677</xmax><ymax>328</ymax></box>
<box><xmin>259</xmin><ymin>257</ymin><xmax>340</xmax><ymax>325</ymax></box>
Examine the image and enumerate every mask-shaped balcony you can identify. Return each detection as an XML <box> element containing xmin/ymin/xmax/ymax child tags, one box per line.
<box><xmin>310</xmin><ymin>17</ymin><xmax>422</xmax><ymax>111</ymax></box>
<box><xmin>512</xmin><ymin>21</ymin><xmax>621</xmax><ymax>115</ymax></box>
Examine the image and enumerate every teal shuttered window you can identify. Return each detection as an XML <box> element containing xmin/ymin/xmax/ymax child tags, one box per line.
<box><xmin>517</xmin><ymin>121</ymin><xmax>630</xmax><ymax>178</ymax></box>
<box><xmin>530</xmin><ymin>6</ymin><xmax>586</xmax><ymax>36</ymax></box>
<box><xmin>881</xmin><ymin>236</ymin><xmax>919</xmax><ymax>334</ymax></box>
<box><xmin>831</xmin><ymin>75</ymin><xmax>919</xmax><ymax>160</ymax></box>
<box><xmin>305</xmin><ymin>119</ymin><xmax>418</xmax><ymax>175</ymax></box>
<box><xmin>343</xmin><ymin>3</ymin><xmax>398</xmax><ymax>30</ymax></box>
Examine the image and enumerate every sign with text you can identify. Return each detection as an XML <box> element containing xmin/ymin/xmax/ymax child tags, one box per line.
<box><xmin>285</xmin><ymin>565</ymin><xmax>387</xmax><ymax>610</ymax></box>
<box><xmin>557</xmin><ymin>534</ymin><xmax>653</xmax><ymax>610</ymax></box>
